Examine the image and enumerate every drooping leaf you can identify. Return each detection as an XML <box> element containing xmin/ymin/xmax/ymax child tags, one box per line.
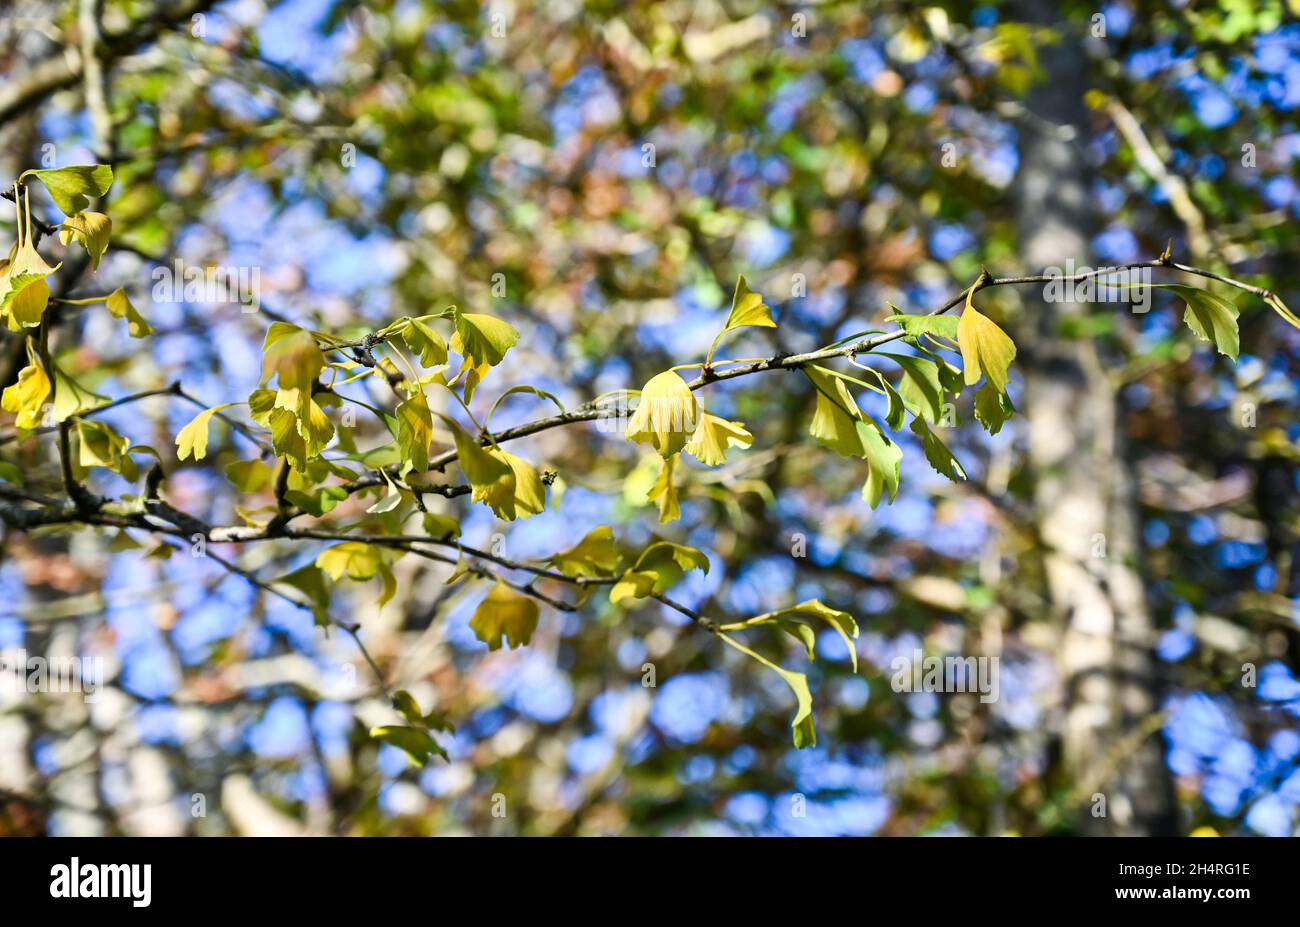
<box><xmin>957</xmin><ymin>297</ymin><xmax>1016</xmax><ymax>391</ymax></box>
<box><xmin>106</xmin><ymin>288</ymin><xmax>153</xmax><ymax>337</ymax></box>
<box><xmin>684</xmin><ymin>411</ymin><xmax>752</xmax><ymax>466</ymax></box>
<box><xmin>394</xmin><ymin>390</ymin><xmax>433</xmax><ymax>472</ymax></box>
<box><xmin>225</xmin><ymin>458</ymin><xmax>275</xmax><ymax>493</ymax></box>
<box><xmin>1160</xmin><ymin>284</ymin><xmax>1240</xmax><ymax>361</ymax></box>
<box><xmin>974</xmin><ymin>381</ymin><xmax>1015</xmax><ymax>435</ymax></box>
<box><xmin>804</xmin><ymin>365</ymin><xmax>864</xmax><ymax>457</ymax></box>
<box><xmin>0</xmin><ymin>346</ymin><xmax>51</xmax><ymax>430</ymax></box>
<box><xmin>648</xmin><ymin>453</ymin><xmax>680</xmax><ymax>523</ymax></box>
<box><xmin>59</xmin><ymin>211</ymin><xmax>111</xmax><ymax>270</ymax></box>
<box><xmin>626</xmin><ymin>370</ymin><xmax>698</xmax><ymax>458</ymax></box>
<box><xmin>909</xmin><ymin>416</ymin><xmax>967</xmax><ymax>482</ymax></box>
<box><xmin>316</xmin><ymin>541</ymin><xmax>399</xmax><ymax>606</ymax></box>
<box><xmin>729</xmin><ymin>599</ymin><xmax>861</xmax><ymax>671</ymax></box>
<box><xmin>469</xmin><ymin>578</ymin><xmax>540</xmax><ymax>650</ymax></box>
<box><xmin>76</xmin><ymin>419</ymin><xmax>131</xmax><ymax>475</ymax></box>
<box><xmin>273</xmin><ymin>564</ymin><xmax>331</xmax><ymax>625</ymax></box>
<box><xmin>889</xmin><ymin>354</ymin><xmax>946</xmax><ymax>424</ymax></box>
<box><xmin>719</xmin><ymin>633</ymin><xmax>816</xmax><ymax>749</ymax></box>
<box><xmin>857</xmin><ymin>419</ymin><xmax>902</xmax><ymax>508</ymax></box>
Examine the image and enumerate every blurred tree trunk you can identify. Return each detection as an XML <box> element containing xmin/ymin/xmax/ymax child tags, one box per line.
<box><xmin>1013</xmin><ymin>0</ymin><xmax>1176</xmax><ymax>835</ymax></box>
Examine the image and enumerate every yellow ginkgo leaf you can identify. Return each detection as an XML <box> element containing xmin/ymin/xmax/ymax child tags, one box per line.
<box><xmin>106</xmin><ymin>288</ymin><xmax>153</xmax><ymax>337</ymax></box>
<box><xmin>469</xmin><ymin>578</ymin><xmax>540</xmax><ymax>651</ymax></box>
<box><xmin>626</xmin><ymin>370</ymin><xmax>698</xmax><ymax>458</ymax></box>
<box><xmin>723</xmin><ymin>274</ymin><xmax>776</xmax><ymax>332</ymax></box>
<box><xmin>0</xmin><ymin>344</ymin><xmax>51</xmax><ymax>431</ymax></box>
<box><xmin>59</xmin><ymin>211</ymin><xmax>112</xmax><ymax>270</ymax></box>
<box><xmin>442</xmin><ymin>415</ymin><xmax>519</xmax><ymax>518</ymax></box>
<box><xmin>684</xmin><ymin>411</ymin><xmax>752</xmax><ymax>466</ymax></box>
<box><xmin>957</xmin><ymin>294</ymin><xmax>1016</xmax><ymax>391</ymax></box>
<box><xmin>804</xmin><ymin>366</ymin><xmax>864</xmax><ymax>457</ymax></box>
<box><xmin>175</xmin><ymin>403</ymin><xmax>235</xmax><ymax>461</ymax></box>
<box><xmin>451</xmin><ymin>309</ymin><xmax>518</xmax><ymax>368</ymax></box>
<box><xmin>489</xmin><ymin>448</ymin><xmax>546</xmax><ymax>519</ymax></box>
<box><xmin>546</xmin><ymin>525</ymin><xmax>622</xmax><ymax>579</ymax></box>
<box><xmin>648</xmin><ymin>453</ymin><xmax>680</xmax><ymax>523</ymax></box>
<box><xmin>261</xmin><ymin>322</ymin><xmax>324</xmax><ymax>390</ymax></box>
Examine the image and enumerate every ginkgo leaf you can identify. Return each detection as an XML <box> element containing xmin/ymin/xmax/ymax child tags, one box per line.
<box><xmin>609</xmin><ymin>541</ymin><xmax>709</xmax><ymax>604</ymax></box>
<box><xmin>469</xmin><ymin>578</ymin><xmax>540</xmax><ymax>650</ymax></box>
<box><xmin>225</xmin><ymin>459</ymin><xmax>274</xmax><ymax>493</ymax></box>
<box><xmin>648</xmin><ymin>453</ymin><xmax>680</xmax><ymax>523</ymax></box>
<box><xmin>273</xmin><ymin>564</ymin><xmax>331</xmax><ymax>624</ymax></box>
<box><xmin>909</xmin><ymin>416</ymin><xmax>967</xmax><ymax>482</ymax></box>
<box><xmin>76</xmin><ymin>419</ymin><xmax>131</xmax><ymax>473</ymax></box>
<box><xmin>59</xmin><ymin>211</ymin><xmax>111</xmax><ymax>270</ymax></box>
<box><xmin>106</xmin><ymin>288</ymin><xmax>152</xmax><ymax>337</ymax></box>
<box><xmin>316</xmin><ymin>541</ymin><xmax>399</xmax><ymax>605</ymax></box>
<box><xmin>421</xmin><ymin>511</ymin><xmax>460</xmax><ymax>539</ymax></box>
<box><xmin>546</xmin><ymin>525</ymin><xmax>621</xmax><ymax>579</ymax></box>
<box><xmin>451</xmin><ymin>309</ymin><xmax>519</xmax><ymax>368</ymax></box>
<box><xmin>684</xmin><ymin>411</ymin><xmax>753</xmax><ymax>466</ymax></box>
<box><xmin>886</xmin><ymin>312</ymin><xmax>960</xmax><ymax>341</ymax></box>
<box><xmin>269</xmin><ymin>407</ymin><xmax>310</xmax><ymax>469</ymax></box>
<box><xmin>888</xmin><ymin>354</ymin><xmax>946</xmax><ymax>424</ymax></box>
<box><xmin>974</xmin><ymin>381</ymin><xmax>1015</xmax><ymax>435</ymax></box>
<box><xmin>804</xmin><ymin>366</ymin><xmax>864</xmax><ymax>457</ymax></box>
<box><xmin>719</xmin><ymin>632</ymin><xmax>816</xmax><ymax>749</ymax></box>
<box><xmin>369</xmin><ymin>725</ymin><xmax>447</xmax><ymax>766</ymax></box>
<box><xmin>402</xmin><ymin>317</ymin><xmax>449</xmax><ymax>368</ymax></box>
<box><xmin>52</xmin><ymin>367</ymin><xmax>108</xmax><ymax>422</ymax></box>
<box><xmin>727</xmin><ymin>599</ymin><xmax>861</xmax><ymax>672</ymax></box>
<box><xmin>857</xmin><ymin>419</ymin><xmax>902</xmax><ymax>508</ymax></box>
<box><xmin>1</xmin><ymin>347</ymin><xmax>51</xmax><ymax>431</ymax></box>
<box><xmin>626</xmin><ymin>370</ymin><xmax>698</xmax><ymax>458</ymax></box>
<box><xmin>176</xmin><ymin>403</ymin><xmax>236</xmax><ymax>461</ymax></box>
<box><xmin>3</xmin><ymin>274</ymin><xmax>50</xmax><ymax>330</ymax></box>
<box><xmin>395</xmin><ymin>390</ymin><xmax>433</xmax><ymax>472</ymax></box>
<box><xmin>489</xmin><ymin>447</ymin><xmax>546</xmax><ymax>519</ymax></box>
<box><xmin>261</xmin><ymin>322</ymin><xmax>324</xmax><ymax>390</ymax></box>
<box><xmin>26</xmin><ymin>165</ymin><xmax>113</xmax><ymax>216</ymax></box>
<box><xmin>957</xmin><ymin>298</ymin><xmax>1016</xmax><ymax>391</ymax></box>
<box><xmin>441</xmin><ymin>414</ymin><xmax>518</xmax><ymax>518</ymax></box>
<box><xmin>1160</xmin><ymin>284</ymin><xmax>1240</xmax><ymax>361</ymax></box>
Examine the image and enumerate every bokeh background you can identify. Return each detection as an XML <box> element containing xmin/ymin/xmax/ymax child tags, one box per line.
<box><xmin>1</xmin><ymin>0</ymin><xmax>1299</xmax><ymax>836</ymax></box>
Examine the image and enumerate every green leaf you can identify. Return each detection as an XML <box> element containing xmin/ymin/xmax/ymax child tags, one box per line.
<box><xmin>957</xmin><ymin>297</ymin><xmax>1016</xmax><ymax>391</ymax></box>
<box><xmin>284</xmin><ymin>485</ymin><xmax>348</xmax><ymax>516</ymax></box>
<box><xmin>58</xmin><ymin>212</ymin><xmax>111</xmax><ymax>271</ymax></box>
<box><xmin>909</xmin><ymin>416</ymin><xmax>967</xmax><ymax>481</ymax></box>
<box><xmin>1</xmin><ymin>274</ymin><xmax>51</xmax><ymax>330</ymax></box>
<box><xmin>804</xmin><ymin>365</ymin><xmax>864</xmax><ymax>457</ymax></box>
<box><xmin>106</xmin><ymin>288</ymin><xmax>153</xmax><ymax>337</ymax></box>
<box><xmin>451</xmin><ymin>308</ymin><xmax>519</xmax><ymax>368</ymax></box>
<box><xmin>401</xmin><ymin>317</ymin><xmax>449</xmax><ymax>368</ymax></box>
<box><xmin>27</xmin><ymin>165</ymin><xmax>113</xmax><ymax>216</ymax></box>
<box><xmin>974</xmin><ymin>381</ymin><xmax>1015</xmax><ymax>435</ymax></box>
<box><xmin>886</xmin><ymin>312</ymin><xmax>959</xmax><ymax>341</ymax></box>
<box><xmin>888</xmin><ymin>354</ymin><xmax>945</xmax><ymax>424</ymax></box>
<box><xmin>469</xmin><ymin>578</ymin><xmax>540</xmax><ymax>650</ymax></box>
<box><xmin>261</xmin><ymin>322</ymin><xmax>324</xmax><ymax>390</ymax></box>
<box><xmin>856</xmin><ymin>420</ymin><xmax>902</xmax><ymax>508</ymax></box>
<box><xmin>225</xmin><ymin>459</ymin><xmax>274</xmax><ymax>492</ymax></box>
<box><xmin>1160</xmin><ymin>284</ymin><xmax>1240</xmax><ymax>361</ymax></box>
<box><xmin>52</xmin><ymin>367</ymin><xmax>109</xmax><ymax>422</ymax></box>
<box><xmin>369</xmin><ymin>725</ymin><xmax>447</xmax><ymax>766</ymax></box>
<box><xmin>421</xmin><ymin>511</ymin><xmax>460</xmax><ymax>539</ymax></box>
<box><xmin>273</xmin><ymin>564</ymin><xmax>331</xmax><ymax>625</ymax></box>
<box><xmin>176</xmin><ymin>403</ymin><xmax>236</xmax><ymax>461</ymax></box>
<box><xmin>395</xmin><ymin>390</ymin><xmax>433</xmax><ymax>472</ymax></box>
<box><xmin>719</xmin><ymin>633</ymin><xmax>816</xmax><ymax>749</ymax></box>
<box><xmin>76</xmin><ymin>419</ymin><xmax>131</xmax><ymax>474</ymax></box>
<box><xmin>730</xmin><ymin>599</ymin><xmax>860</xmax><ymax>672</ymax></box>
<box><xmin>0</xmin><ymin>347</ymin><xmax>51</xmax><ymax>431</ymax></box>
<box><xmin>609</xmin><ymin>541</ymin><xmax>709</xmax><ymax>604</ymax></box>
<box><xmin>648</xmin><ymin>452</ymin><xmax>680</xmax><ymax>523</ymax></box>
<box><xmin>546</xmin><ymin>525</ymin><xmax>622</xmax><ymax>579</ymax></box>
